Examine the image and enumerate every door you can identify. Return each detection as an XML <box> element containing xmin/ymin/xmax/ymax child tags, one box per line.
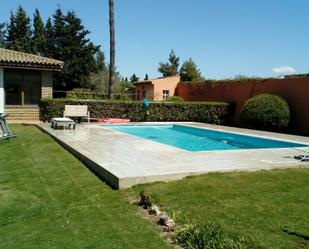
<box><xmin>4</xmin><ymin>69</ymin><xmax>41</xmax><ymax>105</ymax></box>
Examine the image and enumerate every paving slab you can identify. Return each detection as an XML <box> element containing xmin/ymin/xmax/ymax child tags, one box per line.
<box><xmin>38</xmin><ymin>122</ymin><xmax>309</xmax><ymax>189</ymax></box>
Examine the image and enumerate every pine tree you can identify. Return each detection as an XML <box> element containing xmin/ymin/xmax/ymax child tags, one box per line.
<box><xmin>144</xmin><ymin>74</ymin><xmax>149</xmax><ymax>80</ymax></box>
<box><xmin>64</xmin><ymin>10</ymin><xmax>99</xmax><ymax>88</ymax></box>
<box><xmin>0</xmin><ymin>22</ymin><xmax>6</xmax><ymax>48</ymax></box>
<box><xmin>6</xmin><ymin>6</ymin><xmax>33</xmax><ymax>52</ymax></box>
<box><xmin>44</xmin><ymin>18</ymin><xmax>54</xmax><ymax>57</ymax></box>
<box><xmin>130</xmin><ymin>73</ymin><xmax>139</xmax><ymax>82</ymax></box>
<box><xmin>158</xmin><ymin>50</ymin><xmax>180</xmax><ymax>77</ymax></box>
<box><xmin>32</xmin><ymin>9</ymin><xmax>47</xmax><ymax>55</ymax></box>
<box><xmin>180</xmin><ymin>58</ymin><xmax>204</xmax><ymax>82</ymax></box>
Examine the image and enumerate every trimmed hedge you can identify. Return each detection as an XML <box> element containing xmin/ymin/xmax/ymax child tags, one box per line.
<box><xmin>39</xmin><ymin>99</ymin><xmax>230</xmax><ymax>124</ymax></box>
<box><xmin>240</xmin><ymin>94</ymin><xmax>290</xmax><ymax>129</ymax></box>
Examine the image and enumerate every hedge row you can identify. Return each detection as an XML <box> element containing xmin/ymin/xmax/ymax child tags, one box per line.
<box><xmin>39</xmin><ymin>99</ymin><xmax>231</xmax><ymax>124</ymax></box>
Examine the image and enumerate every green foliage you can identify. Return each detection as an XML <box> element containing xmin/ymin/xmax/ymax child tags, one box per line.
<box><xmin>180</xmin><ymin>58</ymin><xmax>205</xmax><ymax>82</ymax></box>
<box><xmin>0</xmin><ymin>22</ymin><xmax>6</xmax><ymax>48</ymax></box>
<box><xmin>44</xmin><ymin>18</ymin><xmax>54</xmax><ymax>57</ymax></box>
<box><xmin>158</xmin><ymin>49</ymin><xmax>180</xmax><ymax>76</ymax></box>
<box><xmin>95</xmin><ymin>49</ymin><xmax>106</xmax><ymax>71</ymax></box>
<box><xmin>39</xmin><ymin>99</ymin><xmax>230</xmax><ymax>123</ymax></box>
<box><xmin>32</xmin><ymin>9</ymin><xmax>46</xmax><ymax>55</ymax></box>
<box><xmin>66</xmin><ymin>88</ymin><xmax>100</xmax><ymax>100</ymax></box>
<box><xmin>240</xmin><ymin>94</ymin><xmax>290</xmax><ymax>129</ymax></box>
<box><xmin>52</xmin><ymin>9</ymin><xmax>100</xmax><ymax>90</ymax></box>
<box><xmin>6</xmin><ymin>6</ymin><xmax>33</xmax><ymax>52</ymax></box>
<box><xmin>130</xmin><ymin>73</ymin><xmax>139</xmax><ymax>82</ymax></box>
<box><xmin>175</xmin><ymin>222</ymin><xmax>247</xmax><ymax>249</ymax></box>
<box><xmin>165</xmin><ymin>96</ymin><xmax>184</xmax><ymax>102</ymax></box>
<box><xmin>2</xmin><ymin>6</ymin><xmax>103</xmax><ymax>91</ymax></box>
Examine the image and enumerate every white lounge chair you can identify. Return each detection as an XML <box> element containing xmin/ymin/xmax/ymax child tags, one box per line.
<box><xmin>63</xmin><ymin>105</ymin><xmax>90</xmax><ymax>123</ymax></box>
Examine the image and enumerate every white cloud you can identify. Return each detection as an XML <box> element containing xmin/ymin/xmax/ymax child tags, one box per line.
<box><xmin>272</xmin><ymin>66</ymin><xmax>295</xmax><ymax>74</ymax></box>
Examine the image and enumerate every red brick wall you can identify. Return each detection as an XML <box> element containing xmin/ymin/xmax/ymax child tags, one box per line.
<box><xmin>175</xmin><ymin>78</ymin><xmax>309</xmax><ymax>135</ymax></box>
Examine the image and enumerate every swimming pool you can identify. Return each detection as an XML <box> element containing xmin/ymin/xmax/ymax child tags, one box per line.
<box><xmin>104</xmin><ymin>124</ymin><xmax>307</xmax><ymax>152</ymax></box>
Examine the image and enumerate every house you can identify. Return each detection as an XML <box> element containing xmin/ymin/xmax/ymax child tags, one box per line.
<box><xmin>133</xmin><ymin>75</ymin><xmax>180</xmax><ymax>101</ymax></box>
<box><xmin>0</xmin><ymin>48</ymin><xmax>64</xmax><ymax>120</ymax></box>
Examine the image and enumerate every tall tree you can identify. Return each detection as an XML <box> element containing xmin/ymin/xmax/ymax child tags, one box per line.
<box><xmin>108</xmin><ymin>0</ymin><xmax>116</xmax><ymax>99</ymax></box>
<box><xmin>32</xmin><ymin>9</ymin><xmax>46</xmax><ymax>55</ymax></box>
<box><xmin>63</xmin><ymin>10</ymin><xmax>99</xmax><ymax>89</ymax></box>
<box><xmin>130</xmin><ymin>73</ymin><xmax>139</xmax><ymax>82</ymax></box>
<box><xmin>49</xmin><ymin>8</ymin><xmax>99</xmax><ymax>90</ymax></box>
<box><xmin>158</xmin><ymin>49</ymin><xmax>180</xmax><ymax>77</ymax></box>
<box><xmin>6</xmin><ymin>6</ymin><xmax>33</xmax><ymax>52</ymax></box>
<box><xmin>44</xmin><ymin>18</ymin><xmax>54</xmax><ymax>57</ymax></box>
<box><xmin>0</xmin><ymin>22</ymin><xmax>6</xmax><ymax>48</ymax></box>
<box><xmin>180</xmin><ymin>58</ymin><xmax>204</xmax><ymax>82</ymax></box>
<box><xmin>144</xmin><ymin>74</ymin><xmax>149</xmax><ymax>80</ymax></box>
<box><xmin>95</xmin><ymin>49</ymin><xmax>106</xmax><ymax>71</ymax></box>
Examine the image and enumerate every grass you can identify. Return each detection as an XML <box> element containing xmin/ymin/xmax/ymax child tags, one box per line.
<box><xmin>127</xmin><ymin>168</ymin><xmax>309</xmax><ymax>249</ymax></box>
<box><xmin>0</xmin><ymin>125</ymin><xmax>170</xmax><ymax>249</ymax></box>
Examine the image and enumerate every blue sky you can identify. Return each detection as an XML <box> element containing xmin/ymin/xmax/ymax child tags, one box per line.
<box><xmin>1</xmin><ymin>0</ymin><xmax>308</xmax><ymax>79</ymax></box>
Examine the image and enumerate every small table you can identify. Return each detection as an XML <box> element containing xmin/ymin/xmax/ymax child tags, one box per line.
<box><xmin>51</xmin><ymin>117</ymin><xmax>76</xmax><ymax>130</ymax></box>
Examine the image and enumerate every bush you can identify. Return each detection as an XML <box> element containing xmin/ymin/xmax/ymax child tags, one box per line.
<box><xmin>175</xmin><ymin>222</ymin><xmax>248</xmax><ymax>249</ymax></box>
<box><xmin>39</xmin><ymin>99</ymin><xmax>230</xmax><ymax>124</ymax></box>
<box><xmin>164</xmin><ymin>96</ymin><xmax>184</xmax><ymax>102</ymax></box>
<box><xmin>240</xmin><ymin>94</ymin><xmax>290</xmax><ymax>129</ymax></box>
<box><xmin>66</xmin><ymin>88</ymin><xmax>101</xmax><ymax>100</ymax></box>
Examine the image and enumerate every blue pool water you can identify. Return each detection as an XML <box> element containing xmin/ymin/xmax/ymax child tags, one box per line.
<box><xmin>105</xmin><ymin>124</ymin><xmax>307</xmax><ymax>152</ymax></box>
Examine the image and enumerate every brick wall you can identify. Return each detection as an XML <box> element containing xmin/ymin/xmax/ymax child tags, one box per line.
<box><xmin>41</xmin><ymin>71</ymin><xmax>53</xmax><ymax>98</ymax></box>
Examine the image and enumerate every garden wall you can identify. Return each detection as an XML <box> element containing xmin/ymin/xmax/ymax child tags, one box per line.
<box><xmin>39</xmin><ymin>99</ymin><xmax>231</xmax><ymax>125</ymax></box>
<box><xmin>175</xmin><ymin>78</ymin><xmax>309</xmax><ymax>135</ymax></box>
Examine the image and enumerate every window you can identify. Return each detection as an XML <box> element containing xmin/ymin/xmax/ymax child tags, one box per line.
<box><xmin>142</xmin><ymin>90</ymin><xmax>146</xmax><ymax>98</ymax></box>
<box><xmin>162</xmin><ymin>90</ymin><xmax>169</xmax><ymax>100</ymax></box>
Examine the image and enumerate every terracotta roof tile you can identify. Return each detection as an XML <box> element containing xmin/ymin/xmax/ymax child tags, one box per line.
<box><xmin>0</xmin><ymin>48</ymin><xmax>64</xmax><ymax>70</ymax></box>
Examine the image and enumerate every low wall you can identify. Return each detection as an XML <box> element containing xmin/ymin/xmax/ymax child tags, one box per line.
<box><xmin>175</xmin><ymin>78</ymin><xmax>309</xmax><ymax>135</ymax></box>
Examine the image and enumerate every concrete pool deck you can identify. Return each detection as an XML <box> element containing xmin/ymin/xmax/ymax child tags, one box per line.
<box><xmin>38</xmin><ymin>122</ymin><xmax>309</xmax><ymax>189</ymax></box>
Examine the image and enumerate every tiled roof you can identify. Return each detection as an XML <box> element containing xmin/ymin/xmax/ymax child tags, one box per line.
<box><xmin>133</xmin><ymin>75</ymin><xmax>180</xmax><ymax>84</ymax></box>
<box><xmin>0</xmin><ymin>48</ymin><xmax>64</xmax><ymax>70</ymax></box>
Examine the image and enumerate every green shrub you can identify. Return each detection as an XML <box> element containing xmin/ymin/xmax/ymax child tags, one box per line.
<box><xmin>39</xmin><ymin>99</ymin><xmax>230</xmax><ymax>124</ymax></box>
<box><xmin>164</xmin><ymin>96</ymin><xmax>184</xmax><ymax>102</ymax></box>
<box><xmin>66</xmin><ymin>88</ymin><xmax>101</xmax><ymax>100</ymax></box>
<box><xmin>175</xmin><ymin>222</ymin><xmax>248</xmax><ymax>249</ymax></box>
<box><xmin>240</xmin><ymin>94</ymin><xmax>290</xmax><ymax>129</ymax></box>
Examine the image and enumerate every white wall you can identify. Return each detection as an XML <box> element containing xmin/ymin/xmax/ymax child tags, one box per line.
<box><xmin>0</xmin><ymin>68</ymin><xmax>4</xmax><ymax>113</ymax></box>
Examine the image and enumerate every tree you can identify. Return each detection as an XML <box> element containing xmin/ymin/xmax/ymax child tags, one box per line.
<box><xmin>95</xmin><ymin>49</ymin><xmax>106</xmax><ymax>71</ymax></box>
<box><xmin>179</xmin><ymin>58</ymin><xmax>204</xmax><ymax>82</ymax></box>
<box><xmin>6</xmin><ymin>6</ymin><xmax>33</xmax><ymax>52</ymax></box>
<box><xmin>44</xmin><ymin>18</ymin><xmax>54</xmax><ymax>57</ymax></box>
<box><xmin>108</xmin><ymin>0</ymin><xmax>115</xmax><ymax>99</ymax></box>
<box><xmin>0</xmin><ymin>22</ymin><xmax>6</xmax><ymax>48</ymax></box>
<box><xmin>32</xmin><ymin>9</ymin><xmax>46</xmax><ymax>55</ymax></box>
<box><xmin>130</xmin><ymin>73</ymin><xmax>139</xmax><ymax>82</ymax></box>
<box><xmin>49</xmin><ymin>8</ymin><xmax>99</xmax><ymax>90</ymax></box>
<box><xmin>144</xmin><ymin>74</ymin><xmax>149</xmax><ymax>80</ymax></box>
<box><xmin>158</xmin><ymin>49</ymin><xmax>180</xmax><ymax>76</ymax></box>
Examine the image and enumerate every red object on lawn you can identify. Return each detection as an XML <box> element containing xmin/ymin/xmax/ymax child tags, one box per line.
<box><xmin>98</xmin><ymin>118</ymin><xmax>130</xmax><ymax>123</ymax></box>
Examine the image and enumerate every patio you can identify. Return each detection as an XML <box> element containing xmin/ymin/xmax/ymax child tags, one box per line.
<box><xmin>39</xmin><ymin>122</ymin><xmax>309</xmax><ymax>189</ymax></box>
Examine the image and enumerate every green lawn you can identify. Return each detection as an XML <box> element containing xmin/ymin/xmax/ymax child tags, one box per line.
<box><xmin>0</xmin><ymin>125</ymin><xmax>169</xmax><ymax>249</ymax></box>
<box><xmin>127</xmin><ymin>168</ymin><xmax>309</xmax><ymax>249</ymax></box>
